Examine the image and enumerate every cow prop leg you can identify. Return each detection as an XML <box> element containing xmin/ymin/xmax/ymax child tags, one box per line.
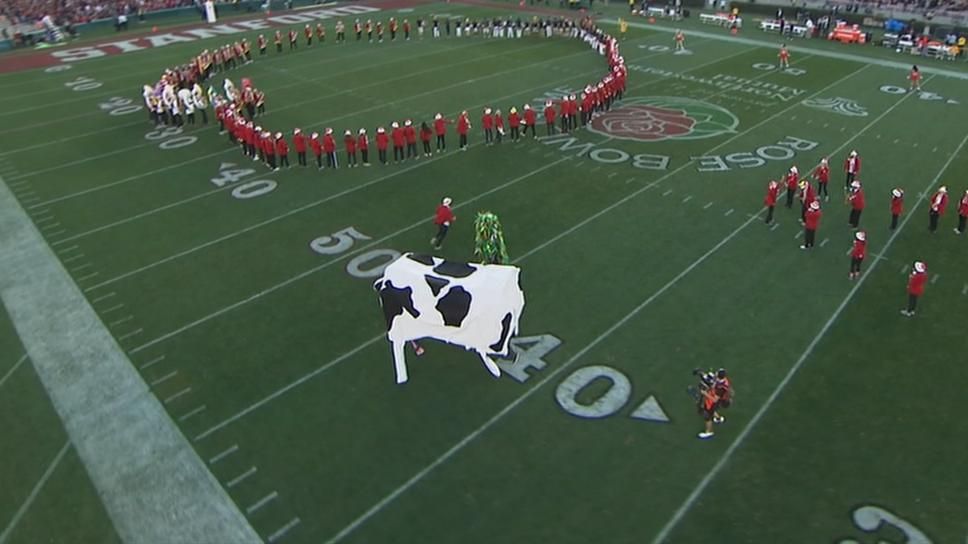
<box><xmin>477</xmin><ymin>351</ymin><xmax>502</xmax><ymax>379</ymax></box>
<box><xmin>392</xmin><ymin>340</ymin><xmax>409</xmax><ymax>383</ymax></box>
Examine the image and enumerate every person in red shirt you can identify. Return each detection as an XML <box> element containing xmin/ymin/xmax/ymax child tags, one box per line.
<box><xmin>928</xmin><ymin>185</ymin><xmax>948</xmax><ymax>233</ymax></box>
<box><xmin>391</xmin><ymin>121</ymin><xmax>405</xmax><ymax>162</ymax></box>
<box><xmin>843</xmin><ymin>150</ymin><xmax>861</xmax><ymax>190</ymax></box>
<box><xmin>764</xmin><ymin>179</ymin><xmax>780</xmax><ymax>224</ymax></box>
<box><xmin>377</xmin><ymin>20</ymin><xmax>384</xmax><ymax>43</ymax></box>
<box><xmin>909</xmin><ymin>65</ymin><xmax>921</xmax><ymax>92</ymax></box>
<box><xmin>508</xmin><ymin>107</ymin><xmax>521</xmax><ymax>141</ymax></box>
<box><xmin>390</xmin><ymin>18</ymin><xmax>398</xmax><ymax>41</ymax></box>
<box><xmin>366</xmin><ymin>19</ymin><xmax>373</xmax><ymax>42</ymax></box>
<box><xmin>567</xmin><ymin>93</ymin><xmax>578</xmax><ymax>131</ymax></box>
<box><xmin>262</xmin><ymin>131</ymin><xmax>276</xmax><ymax>171</ymax></box>
<box><xmin>310</xmin><ymin>132</ymin><xmax>323</xmax><ymax>169</ymax></box>
<box><xmin>543</xmin><ymin>100</ymin><xmax>556</xmax><ymax>137</ymax></box>
<box><xmin>275</xmin><ymin>132</ymin><xmax>290</xmax><ymax>169</ymax></box>
<box><xmin>784</xmin><ymin>166</ymin><xmax>799</xmax><ymax>208</ymax></box>
<box><xmin>274</xmin><ymin>30</ymin><xmax>283</xmax><ymax>53</ymax></box>
<box><xmin>376</xmin><ymin>127</ymin><xmax>389</xmax><ymax>164</ymax></box>
<box><xmin>890</xmin><ymin>188</ymin><xmax>904</xmax><ymax>230</ymax></box>
<box><xmin>316</xmin><ymin>23</ymin><xmax>325</xmax><ymax>43</ymax></box>
<box><xmin>813</xmin><ymin>157</ymin><xmax>830</xmax><ymax>201</ymax></box>
<box><xmin>305</xmin><ymin>24</ymin><xmax>313</xmax><ymax>46</ymax></box>
<box><xmin>344</xmin><ymin>129</ymin><xmax>357</xmax><ymax>167</ymax></box>
<box><xmin>431</xmin><ymin>197</ymin><xmax>455</xmax><ymax>250</ymax></box>
<box><xmin>493</xmin><ymin>108</ymin><xmax>505</xmax><ymax>143</ymax></box>
<box><xmin>558</xmin><ymin>97</ymin><xmax>569</xmax><ymax>133</ymax></box>
<box><xmin>482</xmin><ymin>108</ymin><xmax>494</xmax><ymax>145</ymax></box>
<box><xmin>849</xmin><ymin>230</ymin><xmax>866</xmax><ymax>280</ymax></box>
<box><xmin>801</xmin><ymin>199</ymin><xmax>821</xmax><ymax>250</ymax></box>
<box><xmin>322</xmin><ymin>128</ymin><xmax>337</xmax><ymax>168</ymax></box>
<box><xmin>522</xmin><ymin>103</ymin><xmax>537</xmax><ymax>139</ymax></box>
<box><xmin>847</xmin><ymin>180</ymin><xmax>865</xmax><ymax>228</ymax></box>
<box><xmin>797</xmin><ymin>179</ymin><xmax>816</xmax><ymax>224</ymax></box>
<box><xmin>293</xmin><ymin>128</ymin><xmax>307</xmax><ymax>166</ymax></box>
<box><xmin>357</xmin><ymin>128</ymin><xmax>370</xmax><ymax>166</ymax></box>
<box><xmin>955</xmin><ymin>189</ymin><xmax>968</xmax><ymax>234</ymax></box>
<box><xmin>288</xmin><ymin>29</ymin><xmax>298</xmax><ymax>50</ymax></box>
<box><xmin>901</xmin><ymin>261</ymin><xmax>928</xmax><ymax>316</ymax></box>
<box><xmin>403</xmin><ymin>19</ymin><xmax>411</xmax><ymax>41</ymax></box>
<box><xmin>778</xmin><ymin>44</ymin><xmax>790</xmax><ymax>70</ymax></box>
<box><xmin>420</xmin><ymin>121</ymin><xmax>433</xmax><ymax>157</ymax></box>
<box><xmin>258</xmin><ymin>34</ymin><xmax>267</xmax><ymax>56</ymax></box>
<box><xmin>456</xmin><ymin>111</ymin><xmax>470</xmax><ymax>151</ymax></box>
<box><xmin>433</xmin><ymin>113</ymin><xmax>448</xmax><ymax>153</ymax></box>
<box><xmin>404</xmin><ymin>119</ymin><xmax>417</xmax><ymax>159</ymax></box>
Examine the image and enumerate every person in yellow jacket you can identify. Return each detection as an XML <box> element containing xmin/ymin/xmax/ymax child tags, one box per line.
<box><xmin>618</xmin><ymin>18</ymin><xmax>628</xmax><ymax>40</ymax></box>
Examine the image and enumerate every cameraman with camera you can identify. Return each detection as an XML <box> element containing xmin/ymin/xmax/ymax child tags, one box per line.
<box><xmin>689</xmin><ymin>368</ymin><xmax>733</xmax><ymax>439</ymax></box>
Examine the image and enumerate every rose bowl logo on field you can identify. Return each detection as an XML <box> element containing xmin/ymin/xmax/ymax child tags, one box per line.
<box><xmin>588</xmin><ymin>97</ymin><xmax>739</xmax><ymax>142</ymax></box>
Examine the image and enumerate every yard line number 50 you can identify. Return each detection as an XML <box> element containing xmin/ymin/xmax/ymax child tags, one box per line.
<box><xmin>308</xmin><ymin>226</ymin><xmax>400</xmax><ymax>279</ymax></box>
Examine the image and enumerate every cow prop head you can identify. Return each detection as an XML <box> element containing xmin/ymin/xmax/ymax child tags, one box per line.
<box><xmin>373</xmin><ymin>253</ymin><xmax>525</xmax><ymax>383</ymax></box>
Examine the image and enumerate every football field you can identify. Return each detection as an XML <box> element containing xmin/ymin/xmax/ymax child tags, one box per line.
<box><xmin>2</xmin><ymin>2</ymin><xmax>967</xmax><ymax>542</ymax></box>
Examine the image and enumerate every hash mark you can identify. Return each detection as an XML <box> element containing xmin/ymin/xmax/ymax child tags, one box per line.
<box><xmin>76</xmin><ymin>271</ymin><xmax>99</xmax><ymax>282</ymax></box>
<box><xmin>266</xmin><ymin>517</ymin><xmax>301</xmax><ymax>543</ymax></box>
<box><xmin>209</xmin><ymin>444</ymin><xmax>239</xmax><ymax>465</ymax></box>
<box><xmin>840</xmin><ymin>127</ymin><xmax>846</xmax><ymax>132</ymax></box>
<box><xmin>62</xmin><ymin>253</ymin><xmax>86</xmax><ymax>263</ymax></box>
<box><xmin>589</xmin><ymin>166</ymin><xmax>602</xmax><ymax>173</ymax></box>
<box><xmin>962</xmin><ymin>284</ymin><xmax>967</xmax><ymax>295</ymax></box>
<box><xmin>140</xmin><ymin>355</ymin><xmax>166</xmax><ymax>370</ymax></box>
<box><xmin>823</xmin><ymin>123</ymin><xmax>829</xmax><ymax>128</ymax></box>
<box><xmin>150</xmin><ymin>370</ymin><xmax>178</xmax><ymax>386</ymax></box>
<box><xmin>178</xmin><ymin>405</ymin><xmax>207</xmax><ymax>422</ymax></box>
<box><xmin>820</xmin><ymin>238</ymin><xmax>829</xmax><ymax>247</ymax></box>
<box><xmin>703</xmin><ymin>202</ymin><xmax>713</xmax><ymax>209</ymax></box>
<box><xmin>46</xmin><ymin>229</ymin><xmax>66</xmax><ymax>237</ymax></box>
<box><xmin>246</xmin><ymin>491</ymin><xmax>279</xmax><ymax>514</ymax></box>
<box><xmin>893</xmin><ymin>139</ymin><xmax>900</xmax><ymax>144</ymax></box>
<box><xmin>930</xmin><ymin>274</ymin><xmax>940</xmax><ymax>284</ymax></box>
<box><xmin>58</xmin><ymin>245</ymin><xmax>80</xmax><ymax>253</ymax></box>
<box><xmin>90</xmin><ymin>292</ymin><xmax>115</xmax><ymax>304</ymax></box>
<box><xmin>109</xmin><ymin>315</ymin><xmax>134</xmax><ymax>327</ymax></box>
<box><xmin>932</xmin><ymin>146</ymin><xmax>938</xmax><ymax>152</ymax></box>
<box><xmin>41</xmin><ymin>221</ymin><xmax>61</xmax><ymax>230</ymax></box>
<box><xmin>608</xmin><ymin>172</ymin><xmax>618</xmax><ymax>179</ymax></box>
<box><xmin>117</xmin><ymin>328</ymin><xmax>143</xmax><ymax>341</ymax></box>
<box><xmin>724</xmin><ymin>208</ymin><xmax>734</xmax><ymax>216</ymax></box>
<box><xmin>913</xmin><ymin>142</ymin><xmax>919</xmax><ymax>147</ymax></box>
<box><xmin>795</xmin><ymin>230</ymin><xmax>803</xmax><ymax>239</ymax></box>
<box><xmin>163</xmin><ymin>386</ymin><xmax>191</xmax><ymax>405</ymax></box>
<box><xmin>225</xmin><ymin>466</ymin><xmax>257</xmax><ymax>488</ymax></box>
<box><xmin>71</xmin><ymin>262</ymin><xmax>94</xmax><ymax>272</ymax></box>
<box><xmin>900</xmin><ymin>264</ymin><xmax>908</xmax><ymax>274</ymax></box>
<box><xmin>681</xmin><ymin>195</ymin><xmax>693</xmax><ymax>203</ymax></box>
<box><xmin>35</xmin><ymin>216</ymin><xmax>57</xmax><ymax>225</ymax></box>
<box><xmin>662</xmin><ymin>189</ymin><xmax>673</xmax><ymax>196</ymax></box>
<box><xmin>625</xmin><ymin>177</ymin><xmax>636</xmax><ymax>184</ymax></box>
<box><xmin>102</xmin><ymin>303</ymin><xmax>125</xmax><ymax>314</ymax></box>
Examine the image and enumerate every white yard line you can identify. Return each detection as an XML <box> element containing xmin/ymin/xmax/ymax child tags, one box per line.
<box><xmin>0</xmin><ymin>174</ymin><xmax>260</xmax><ymax>543</ymax></box>
<box><xmin>0</xmin><ymin>441</ymin><xmax>70</xmax><ymax>544</ymax></box>
<box><xmin>0</xmin><ymin>353</ymin><xmax>28</xmax><ymax>390</ymax></box>
<box><xmin>650</xmin><ymin>129</ymin><xmax>968</xmax><ymax>544</ymax></box>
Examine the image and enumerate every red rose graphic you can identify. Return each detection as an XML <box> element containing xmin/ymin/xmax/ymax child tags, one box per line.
<box><xmin>590</xmin><ymin>104</ymin><xmax>696</xmax><ymax>141</ymax></box>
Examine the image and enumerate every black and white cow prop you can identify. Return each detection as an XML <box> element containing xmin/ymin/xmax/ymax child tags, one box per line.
<box><xmin>373</xmin><ymin>253</ymin><xmax>526</xmax><ymax>383</ymax></box>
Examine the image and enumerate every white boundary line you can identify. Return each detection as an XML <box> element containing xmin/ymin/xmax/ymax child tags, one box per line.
<box><xmin>650</xmin><ymin>129</ymin><xmax>968</xmax><ymax>544</ymax></box>
<box><xmin>0</xmin><ymin>441</ymin><xmax>70</xmax><ymax>544</ymax></box>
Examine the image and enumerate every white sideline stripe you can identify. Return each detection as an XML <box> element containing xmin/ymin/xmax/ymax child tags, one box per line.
<box><xmin>0</xmin><ymin>441</ymin><xmax>70</xmax><ymax>544</ymax></box>
<box><xmin>178</xmin><ymin>405</ymin><xmax>207</xmax><ymax>422</ymax></box>
<box><xmin>267</xmin><ymin>518</ymin><xmax>301</xmax><ymax>543</ymax></box>
<box><xmin>209</xmin><ymin>444</ymin><xmax>239</xmax><ymax>465</ymax></box>
<box><xmin>610</xmin><ymin>18</ymin><xmax>968</xmax><ymax>80</ymax></box>
<box><xmin>324</xmin><ymin>210</ymin><xmax>771</xmax><ymax>544</ymax></box>
<box><xmin>226</xmin><ymin>466</ymin><xmax>257</xmax><ymax>489</ymax></box>
<box><xmin>33</xmin><ymin>34</ymin><xmax>675</xmax><ymax>213</ymax></box>
<box><xmin>192</xmin><ymin>49</ymin><xmax>852</xmax><ymax>444</ymax></box>
<box><xmin>246</xmin><ymin>491</ymin><xmax>279</xmax><ymax>515</ymax></box>
<box><xmin>131</xmin><ymin>158</ymin><xmax>569</xmax><ymax>355</ymax></box>
<box><xmin>0</xmin><ymin>175</ymin><xmax>260</xmax><ymax>543</ymax></box>
<box><xmin>0</xmin><ymin>353</ymin><xmax>28</xmax><ymax>390</ymax></box>
<box><xmin>651</xmin><ymin>130</ymin><xmax>968</xmax><ymax>544</ymax></box>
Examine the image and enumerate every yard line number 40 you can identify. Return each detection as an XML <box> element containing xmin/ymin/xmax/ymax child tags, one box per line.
<box><xmin>309</xmin><ymin>225</ymin><xmax>670</xmax><ymax>423</ymax></box>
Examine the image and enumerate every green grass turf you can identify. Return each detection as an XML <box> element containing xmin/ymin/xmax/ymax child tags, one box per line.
<box><xmin>1</xmin><ymin>2</ymin><xmax>967</xmax><ymax>542</ymax></box>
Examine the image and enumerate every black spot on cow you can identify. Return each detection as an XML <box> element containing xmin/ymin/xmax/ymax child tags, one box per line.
<box><xmin>376</xmin><ymin>280</ymin><xmax>420</xmax><ymax>331</ymax></box>
<box><xmin>435</xmin><ymin>286</ymin><xmax>472</xmax><ymax>327</ymax></box>
<box><xmin>406</xmin><ymin>253</ymin><xmax>436</xmax><ymax>266</ymax></box>
<box><xmin>424</xmin><ymin>275</ymin><xmax>450</xmax><ymax>297</ymax></box>
<box><xmin>432</xmin><ymin>261</ymin><xmax>477</xmax><ymax>279</ymax></box>
<box><xmin>489</xmin><ymin>312</ymin><xmax>514</xmax><ymax>353</ymax></box>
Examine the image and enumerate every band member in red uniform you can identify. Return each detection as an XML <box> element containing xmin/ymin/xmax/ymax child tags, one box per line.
<box><xmin>335</xmin><ymin>19</ymin><xmax>344</xmax><ymax>43</ymax></box>
<box><xmin>311</xmin><ymin>132</ymin><xmax>323</xmax><ymax>169</ymax></box>
<box><xmin>433</xmin><ymin>113</ymin><xmax>447</xmax><ymax>152</ymax></box>
<box><xmin>847</xmin><ymin>180</ymin><xmax>865</xmax><ymax>228</ymax></box>
<box><xmin>403</xmin><ymin>19</ymin><xmax>411</xmax><ymax>40</ymax></box>
<box><xmin>274</xmin><ymin>30</ymin><xmax>282</xmax><ymax>53</ymax></box>
<box><xmin>275</xmin><ymin>132</ymin><xmax>290</xmax><ymax>169</ymax></box>
<box><xmin>322</xmin><ymin>128</ymin><xmax>337</xmax><ymax>168</ymax></box>
<box><xmin>366</xmin><ymin>19</ymin><xmax>373</xmax><ymax>42</ymax></box>
<box><xmin>928</xmin><ymin>185</ymin><xmax>948</xmax><ymax>233</ymax></box>
<box><xmin>390</xmin><ymin>18</ymin><xmax>398</xmax><ymax>40</ymax></box>
<box><xmin>431</xmin><ymin>197</ymin><xmax>455</xmax><ymax>250</ymax></box>
<box><xmin>674</xmin><ymin>29</ymin><xmax>685</xmax><ymax>51</ymax></box>
<box><xmin>813</xmin><ymin>157</ymin><xmax>830</xmax><ymax>201</ymax></box>
<box><xmin>358</xmin><ymin>128</ymin><xmax>369</xmax><ymax>166</ymax></box>
<box><xmin>376</xmin><ymin>127</ymin><xmax>389</xmax><ymax>164</ymax></box>
<box><xmin>494</xmin><ymin>108</ymin><xmax>505</xmax><ymax>143</ymax></box>
<box><xmin>456</xmin><ymin>111</ymin><xmax>470</xmax><ymax>150</ymax></box>
<box><xmin>404</xmin><ymin>119</ymin><xmax>417</xmax><ymax>159</ymax></box>
<box><xmin>354</xmin><ymin>19</ymin><xmax>362</xmax><ymax>41</ymax></box>
<box><xmin>391</xmin><ymin>121</ymin><xmax>405</xmax><ymax>162</ymax></box>
<box><xmin>909</xmin><ymin>65</ymin><xmax>921</xmax><ymax>92</ymax></box>
<box><xmin>843</xmin><ymin>150</ymin><xmax>861</xmax><ymax>190</ymax></box>
<box><xmin>420</xmin><ymin>122</ymin><xmax>433</xmax><ymax>157</ymax></box>
<box><xmin>955</xmin><ymin>189</ymin><xmax>968</xmax><ymax>234</ymax></box>
<box><xmin>344</xmin><ymin>129</ymin><xmax>357</xmax><ymax>167</ymax></box>
<box><xmin>522</xmin><ymin>103</ymin><xmax>537</xmax><ymax>138</ymax></box>
<box><xmin>543</xmin><ymin>100</ymin><xmax>556</xmax><ymax>136</ymax></box>
<box><xmin>784</xmin><ymin>166</ymin><xmax>799</xmax><ymax>208</ymax></box>
<box><xmin>377</xmin><ymin>20</ymin><xmax>384</xmax><ymax>43</ymax></box>
<box><xmin>316</xmin><ymin>23</ymin><xmax>325</xmax><ymax>44</ymax></box>
<box><xmin>293</xmin><ymin>128</ymin><xmax>307</xmax><ymax>166</ymax></box>
<box><xmin>890</xmin><ymin>188</ymin><xmax>904</xmax><ymax>230</ymax></box>
<box><xmin>482</xmin><ymin>108</ymin><xmax>494</xmax><ymax>145</ymax></box>
<box><xmin>508</xmin><ymin>107</ymin><xmax>520</xmax><ymax>141</ymax></box>
<box><xmin>849</xmin><ymin>230</ymin><xmax>866</xmax><ymax>280</ymax></box>
<box><xmin>801</xmin><ymin>200</ymin><xmax>821</xmax><ymax>250</ymax></box>
<box><xmin>305</xmin><ymin>24</ymin><xmax>313</xmax><ymax>46</ymax></box>
<box><xmin>263</xmin><ymin>131</ymin><xmax>276</xmax><ymax>170</ymax></box>
<box><xmin>901</xmin><ymin>261</ymin><xmax>928</xmax><ymax>316</ymax></box>
<box><xmin>288</xmin><ymin>28</ymin><xmax>297</xmax><ymax>50</ymax></box>
<box><xmin>558</xmin><ymin>97</ymin><xmax>569</xmax><ymax>133</ymax></box>
<box><xmin>778</xmin><ymin>44</ymin><xmax>790</xmax><ymax>69</ymax></box>
<box><xmin>258</xmin><ymin>34</ymin><xmax>267</xmax><ymax>55</ymax></box>
<box><xmin>764</xmin><ymin>179</ymin><xmax>780</xmax><ymax>224</ymax></box>
<box><xmin>798</xmin><ymin>179</ymin><xmax>816</xmax><ymax>223</ymax></box>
